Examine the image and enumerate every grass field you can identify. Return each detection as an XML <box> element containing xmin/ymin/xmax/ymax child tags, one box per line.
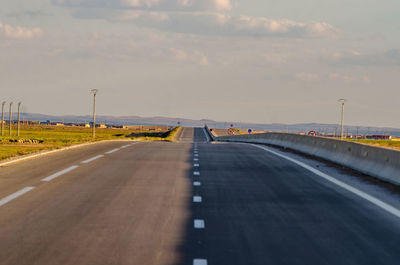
<box><xmin>0</xmin><ymin>125</ymin><xmax>179</xmax><ymax>161</ymax></box>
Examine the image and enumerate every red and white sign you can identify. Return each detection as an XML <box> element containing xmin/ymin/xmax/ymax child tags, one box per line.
<box><xmin>308</xmin><ymin>130</ymin><xmax>317</xmax><ymax>136</ymax></box>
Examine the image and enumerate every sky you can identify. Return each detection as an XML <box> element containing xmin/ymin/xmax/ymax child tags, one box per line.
<box><xmin>1</xmin><ymin>0</ymin><xmax>400</xmax><ymax>127</ymax></box>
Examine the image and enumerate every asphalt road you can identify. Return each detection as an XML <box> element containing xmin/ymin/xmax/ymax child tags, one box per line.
<box><xmin>0</xmin><ymin>128</ymin><xmax>399</xmax><ymax>265</ymax></box>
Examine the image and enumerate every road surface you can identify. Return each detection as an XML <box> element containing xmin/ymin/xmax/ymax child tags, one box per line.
<box><xmin>0</xmin><ymin>128</ymin><xmax>399</xmax><ymax>265</ymax></box>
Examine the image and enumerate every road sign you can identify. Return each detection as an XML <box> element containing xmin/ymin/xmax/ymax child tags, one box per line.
<box><xmin>227</xmin><ymin>128</ymin><xmax>234</xmax><ymax>135</ymax></box>
<box><xmin>248</xmin><ymin>129</ymin><xmax>252</xmax><ymax>134</ymax></box>
<box><xmin>308</xmin><ymin>130</ymin><xmax>317</xmax><ymax>136</ymax></box>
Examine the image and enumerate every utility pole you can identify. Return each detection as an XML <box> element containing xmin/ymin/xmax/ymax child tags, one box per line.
<box><xmin>338</xmin><ymin>99</ymin><xmax>347</xmax><ymax>140</ymax></box>
<box><xmin>1</xmin><ymin>101</ymin><xmax>5</xmax><ymax>136</ymax></box>
<box><xmin>91</xmin><ymin>89</ymin><xmax>98</xmax><ymax>138</ymax></box>
<box><xmin>9</xmin><ymin>102</ymin><xmax>13</xmax><ymax>137</ymax></box>
<box><xmin>17</xmin><ymin>102</ymin><xmax>21</xmax><ymax>137</ymax></box>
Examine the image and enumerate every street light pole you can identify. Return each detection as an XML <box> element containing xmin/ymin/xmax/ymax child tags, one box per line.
<box><xmin>17</xmin><ymin>102</ymin><xmax>21</xmax><ymax>137</ymax></box>
<box><xmin>91</xmin><ymin>89</ymin><xmax>98</xmax><ymax>138</ymax></box>
<box><xmin>1</xmin><ymin>101</ymin><xmax>5</xmax><ymax>136</ymax></box>
<box><xmin>9</xmin><ymin>102</ymin><xmax>13</xmax><ymax>137</ymax></box>
<box><xmin>338</xmin><ymin>99</ymin><xmax>347</xmax><ymax>140</ymax></box>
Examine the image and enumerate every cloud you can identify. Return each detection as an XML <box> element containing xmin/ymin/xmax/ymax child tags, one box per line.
<box><xmin>328</xmin><ymin>73</ymin><xmax>373</xmax><ymax>84</ymax></box>
<box><xmin>219</xmin><ymin>16</ymin><xmax>338</xmax><ymax>38</ymax></box>
<box><xmin>88</xmin><ymin>10</ymin><xmax>338</xmax><ymax>39</ymax></box>
<box><xmin>53</xmin><ymin>0</ymin><xmax>338</xmax><ymax>39</ymax></box>
<box><xmin>53</xmin><ymin>0</ymin><xmax>232</xmax><ymax>11</ymax></box>
<box><xmin>0</xmin><ymin>22</ymin><xmax>43</xmax><ymax>39</ymax></box>
<box><xmin>327</xmin><ymin>49</ymin><xmax>400</xmax><ymax>67</ymax></box>
<box><xmin>6</xmin><ymin>10</ymin><xmax>53</xmax><ymax>18</ymax></box>
<box><xmin>170</xmin><ymin>48</ymin><xmax>208</xmax><ymax>65</ymax></box>
<box><xmin>295</xmin><ymin>72</ymin><xmax>320</xmax><ymax>82</ymax></box>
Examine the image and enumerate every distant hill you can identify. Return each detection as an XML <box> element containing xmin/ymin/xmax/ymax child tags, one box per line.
<box><xmin>9</xmin><ymin>112</ymin><xmax>400</xmax><ymax>137</ymax></box>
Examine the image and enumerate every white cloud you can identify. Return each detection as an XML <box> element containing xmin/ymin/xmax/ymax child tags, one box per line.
<box><xmin>226</xmin><ymin>16</ymin><xmax>338</xmax><ymax>38</ymax></box>
<box><xmin>0</xmin><ymin>22</ymin><xmax>43</xmax><ymax>39</ymax></box>
<box><xmin>53</xmin><ymin>0</ymin><xmax>338</xmax><ymax>39</ymax></box>
<box><xmin>54</xmin><ymin>0</ymin><xmax>232</xmax><ymax>11</ymax></box>
<box><xmin>362</xmin><ymin>75</ymin><xmax>372</xmax><ymax>84</ymax></box>
<box><xmin>328</xmin><ymin>73</ymin><xmax>373</xmax><ymax>84</ymax></box>
<box><xmin>263</xmin><ymin>54</ymin><xmax>287</xmax><ymax>65</ymax></box>
<box><xmin>295</xmin><ymin>72</ymin><xmax>320</xmax><ymax>82</ymax></box>
<box><xmin>112</xmin><ymin>11</ymin><xmax>338</xmax><ymax>39</ymax></box>
<box><xmin>170</xmin><ymin>48</ymin><xmax>208</xmax><ymax>65</ymax></box>
<box><xmin>326</xmin><ymin>49</ymin><xmax>400</xmax><ymax>67</ymax></box>
<box><xmin>118</xmin><ymin>10</ymin><xmax>169</xmax><ymax>21</ymax></box>
<box><xmin>214</xmin><ymin>0</ymin><xmax>232</xmax><ymax>11</ymax></box>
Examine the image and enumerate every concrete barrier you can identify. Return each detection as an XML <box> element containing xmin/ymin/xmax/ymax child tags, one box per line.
<box><xmin>204</xmin><ymin>125</ymin><xmax>216</xmax><ymax>141</ymax></box>
<box><xmin>206</xmin><ymin>126</ymin><xmax>400</xmax><ymax>186</ymax></box>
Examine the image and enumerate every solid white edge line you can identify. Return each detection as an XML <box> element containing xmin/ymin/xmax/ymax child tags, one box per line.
<box><xmin>0</xmin><ymin>140</ymin><xmax>136</xmax><ymax>168</ymax></box>
<box><xmin>193</xmin><ymin>259</ymin><xmax>208</xmax><ymax>265</ymax></box>
<box><xmin>105</xmin><ymin>148</ymin><xmax>120</xmax><ymax>154</ymax></box>
<box><xmin>202</xmin><ymin>128</ymin><xmax>211</xmax><ymax>142</ymax></box>
<box><xmin>0</xmin><ymin>187</ymin><xmax>35</xmax><ymax>207</ymax></box>
<box><xmin>42</xmin><ymin>165</ymin><xmax>79</xmax><ymax>182</ymax></box>
<box><xmin>194</xmin><ymin>219</ymin><xmax>205</xmax><ymax>229</ymax></box>
<box><xmin>251</xmin><ymin>144</ymin><xmax>400</xmax><ymax>219</ymax></box>
<box><xmin>81</xmin><ymin>155</ymin><xmax>104</xmax><ymax>164</ymax></box>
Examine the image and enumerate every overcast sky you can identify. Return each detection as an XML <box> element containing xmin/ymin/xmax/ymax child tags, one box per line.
<box><xmin>1</xmin><ymin>0</ymin><xmax>400</xmax><ymax>127</ymax></box>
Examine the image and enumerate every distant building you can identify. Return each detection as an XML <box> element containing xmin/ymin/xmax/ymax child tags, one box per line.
<box><xmin>21</xmin><ymin>120</ymin><xmax>41</xmax><ymax>125</ymax></box>
<box><xmin>110</xmin><ymin>125</ymin><xmax>128</xmax><ymax>129</ymax></box>
<box><xmin>4</xmin><ymin>120</ymin><xmax>40</xmax><ymax>125</ymax></box>
<box><xmin>365</xmin><ymin>135</ymin><xmax>392</xmax><ymax>140</ymax></box>
<box><xmin>46</xmin><ymin>122</ymin><xmax>64</xmax><ymax>126</ymax></box>
<box><xmin>74</xmin><ymin>123</ymin><xmax>91</xmax><ymax>128</ymax></box>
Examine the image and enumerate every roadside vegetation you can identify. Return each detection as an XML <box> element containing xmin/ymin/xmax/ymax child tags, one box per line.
<box><xmin>345</xmin><ymin>139</ymin><xmax>400</xmax><ymax>151</ymax></box>
<box><xmin>0</xmin><ymin>125</ymin><xmax>180</xmax><ymax>161</ymax></box>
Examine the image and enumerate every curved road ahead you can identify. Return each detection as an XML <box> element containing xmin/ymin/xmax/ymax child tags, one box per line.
<box><xmin>0</xmin><ymin>127</ymin><xmax>399</xmax><ymax>265</ymax></box>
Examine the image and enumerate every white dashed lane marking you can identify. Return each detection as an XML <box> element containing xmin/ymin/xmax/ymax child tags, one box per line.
<box><xmin>105</xmin><ymin>148</ymin><xmax>120</xmax><ymax>154</ymax></box>
<box><xmin>0</xmin><ymin>187</ymin><xmax>35</xmax><ymax>207</ymax></box>
<box><xmin>194</xmin><ymin>219</ymin><xmax>205</xmax><ymax>229</ymax></box>
<box><xmin>194</xmin><ymin>163</ymin><xmax>199</xmax><ymax>167</ymax></box>
<box><xmin>193</xmin><ymin>171</ymin><xmax>200</xmax><ymax>176</ymax></box>
<box><xmin>42</xmin><ymin>165</ymin><xmax>79</xmax><ymax>182</ymax></box>
<box><xmin>81</xmin><ymin>155</ymin><xmax>104</xmax><ymax>164</ymax></box>
<box><xmin>193</xmin><ymin>259</ymin><xmax>207</xmax><ymax>265</ymax></box>
<box><xmin>193</xmin><ymin>181</ymin><xmax>201</xmax><ymax>186</ymax></box>
<box><xmin>193</xmin><ymin>196</ymin><xmax>202</xmax><ymax>203</ymax></box>
<box><xmin>194</xmin><ymin>158</ymin><xmax>199</xmax><ymax>161</ymax></box>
